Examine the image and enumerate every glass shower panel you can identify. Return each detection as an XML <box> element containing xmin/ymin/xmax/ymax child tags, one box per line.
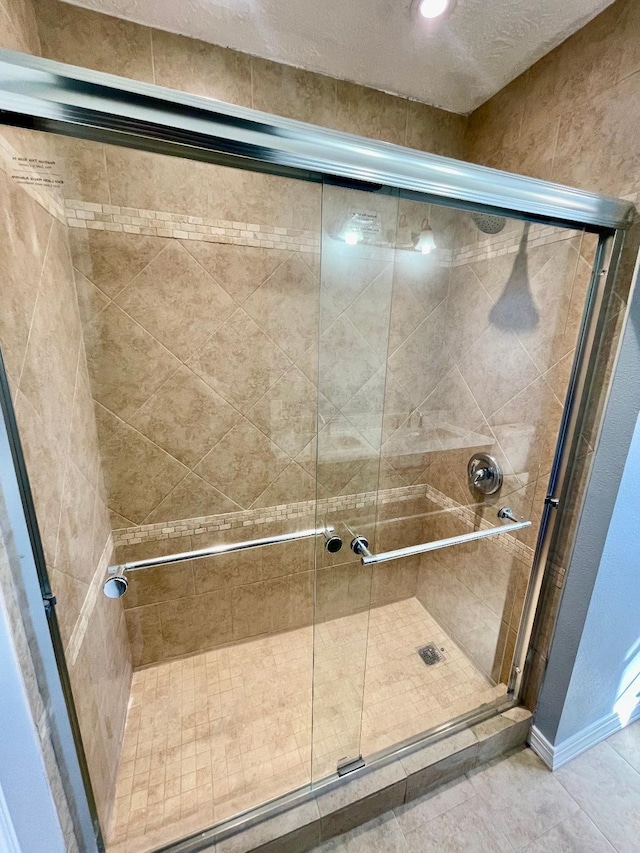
<box><xmin>311</xmin><ymin>182</ymin><xmax>398</xmax><ymax>780</ymax></box>
<box><xmin>1</xmin><ymin>125</ymin><xmax>325</xmax><ymax>850</ymax></box>
<box><xmin>3</xmin><ymin>115</ymin><xmax>604</xmax><ymax>851</ymax></box>
<box><xmin>366</xmin><ymin>200</ymin><xmax>592</xmax><ymax>754</ymax></box>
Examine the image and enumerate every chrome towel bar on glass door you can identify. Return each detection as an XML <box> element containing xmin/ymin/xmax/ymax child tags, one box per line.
<box><xmin>351</xmin><ymin>508</ymin><xmax>531</xmax><ymax>566</ymax></box>
<box><xmin>106</xmin><ymin>526</ymin><xmax>335</xmax><ymax>578</ymax></box>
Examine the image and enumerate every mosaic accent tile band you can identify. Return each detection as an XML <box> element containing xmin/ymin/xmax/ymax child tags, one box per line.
<box><xmin>451</xmin><ymin>222</ymin><xmax>582</xmax><ymax>267</ymax></box>
<box><xmin>63</xmin><ymin>199</ymin><xmax>579</xmax><ymax>263</ymax></box>
<box><xmin>64</xmin><ymin>199</ymin><xmax>320</xmax><ymax>254</ymax></box>
<box><xmin>112</xmin><ymin>482</ymin><xmax>535</xmax><ymax>564</ymax></box>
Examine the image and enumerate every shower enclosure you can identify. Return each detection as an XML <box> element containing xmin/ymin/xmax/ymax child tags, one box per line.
<box><xmin>0</xmin><ymin>49</ymin><xmax>631</xmax><ymax>853</ymax></box>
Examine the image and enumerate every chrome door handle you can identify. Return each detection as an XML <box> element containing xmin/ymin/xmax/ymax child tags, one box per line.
<box><xmin>349</xmin><ymin>508</ymin><xmax>531</xmax><ymax>566</ymax></box>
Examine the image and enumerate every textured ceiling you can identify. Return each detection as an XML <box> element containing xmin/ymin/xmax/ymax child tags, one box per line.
<box><xmin>61</xmin><ymin>0</ymin><xmax>614</xmax><ymax>113</ymax></box>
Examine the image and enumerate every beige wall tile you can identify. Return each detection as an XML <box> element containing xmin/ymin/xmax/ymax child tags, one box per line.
<box><xmin>158</xmin><ymin>590</ymin><xmax>233</xmax><ymax>657</ymax></box>
<box><xmin>0</xmin><ymin>0</ymin><xmax>39</xmax><ymax>51</ymax></box>
<box><xmin>54</xmin><ymin>459</ymin><xmax>98</xmax><ymax>586</ymax></box>
<box><xmin>56</xmin><ymin>136</ymin><xmax>111</xmax><ymax>203</ymax></box>
<box><xmin>144</xmin><ymin>472</ymin><xmax>240</xmax><ymax>524</ymax></box>
<box><xmin>315</xmin><ymin>563</ymin><xmax>371</xmax><ymax>622</ymax></box>
<box><xmin>206</xmin><ymin>166</ymin><xmax>322</xmax><ymax>232</ymax></box>
<box><xmin>0</xmin><ymin>168</ymin><xmax>51</xmax><ymax>382</ymax></box>
<box><xmin>152</xmin><ymin>29</ymin><xmax>252</xmax><ymax>106</ymax></box>
<box><xmin>466</xmin><ymin>73</ymin><xmax>529</xmax><ymax>163</ymax></box>
<box><xmin>332</xmin><ymin>81</ymin><xmax>406</xmax><ymax>146</ymax></box>
<box><xmin>192</xmin><ymin>549</ymin><xmax>262</xmax><ymax>595</ymax></box>
<box><xmin>125</xmin><ymin>604</ymin><xmax>164</xmax><ymax>666</ymax></box>
<box><xmin>244</xmin><ymin>255</ymin><xmax>319</xmax><ymax>361</ymax></box>
<box><xmin>183</xmin><ymin>243</ymin><xmax>292</xmax><ymax>306</ymax></box>
<box><xmin>231</xmin><ymin>571</ymin><xmax>313</xmax><ymax>639</ymax></box>
<box><xmin>246</xmin><ymin>366</ymin><xmax>317</xmax><ymax>458</ymax></box>
<box><xmin>406</xmin><ymin>101</ymin><xmax>467</xmax><ymax>158</ymax></box>
<box><xmin>74</xmin><ymin>270</ymin><xmax>109</xmax><ymax>326</ymax></box>
<box><xmin>553</xmin><ymin>71</ymin><xmax>640</xmax><ymax>197</ymax></box>
<box><xmin>105</xmin><ymin>146</ymin><xmax>210</xmax><ymax>219</ymax></box>
<box><xmin>188</xmin><ymin>309</ymin><xmax>291</xmax><ymax>414</ymax></box>
<box><xmin>130</xmin><ymin>366</ymin><xmax>240</xmax><ymax>469</ymax></box>
<box><xmin>70</xmin><ymin>230</ymin><xmax>166</xmax><ymax>299</ymax></box>
<box><xmin>252</xmin><ymin>58</ymin><xmax>336</xmax><ymax>125</ymax></box>
<box><xmin>252</xmin><ymin>459</ymin><xmax>316</xmax><ymax>506</ymax></box>
<box><xmin>116</xmin><ymin>534</ymin><xmax>192</xmax><ymax>565</ymax></box>
<box><xmin>195</xmin><ymin>418</ymin><xmax>290</xmax><ymax>509</ymax></box>
<box><xmin>84</xmin><ymin>304</ymin><xmax>181</xmax><ymax>420</ymax></box>
<box><xmin>49</xmin><ymin>567</ymin><xmax>89</xmax><ymax>648</ymax></box>
<box><xmin>114</xmin><ymin>241</ymin><xmax>236</xmax><ymax>362</ymax></box>
<box><xmin>121</xmin><ymin>563</ymin><xmax>195</xmax><ymax>609</ymax></box>
<box><xmin>262</xmin><ymin>538</ymin><xmax>314</xmax><ymax>580</ymax></box>
<box><xmin>370</xmin><ymin>559</ymin><xmax>419</xmax><ymax>606</ymax></box>
<box><xmin>99</xmin><ymin>418</ymin><xmax>189</xmax><ymax>523</ymax></box>
<box><xmin>34</xmin><ymin>0</ymin><xmax>153</xmax><ymax>81</ymax></box>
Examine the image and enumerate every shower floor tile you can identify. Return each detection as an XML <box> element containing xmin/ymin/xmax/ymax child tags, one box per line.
<box><xmin>107</xmin><ymin>597</ymin><xmax>506</xmax><ymax>852</ymax></box>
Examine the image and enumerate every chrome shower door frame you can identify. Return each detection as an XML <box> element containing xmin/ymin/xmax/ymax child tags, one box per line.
<box><xmin>0</xmin><ymin>47</ymin><xmax>633</xmax><ymax>853</ymax></box>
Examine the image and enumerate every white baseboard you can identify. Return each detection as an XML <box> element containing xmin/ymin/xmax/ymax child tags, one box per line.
<box><xmin>529</xmin><ymin>705</ymin><xmax>640</xmax><ymax>770</ymax></box>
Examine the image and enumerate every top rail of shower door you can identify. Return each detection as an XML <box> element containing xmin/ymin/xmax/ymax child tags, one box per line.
<box><xmin>0</xmin><ymin>50</ymin><xmax>633</xmax><ymax>229</ymax></box>
<box><xmin>108</xmin><ymin>526</ymin><xmax>334</xmax><ymax>574</ymax></box>
<box><xmin>353</xmin><ymin>509</ymin><xmax>531</xmax><ymax>566</ymax></box>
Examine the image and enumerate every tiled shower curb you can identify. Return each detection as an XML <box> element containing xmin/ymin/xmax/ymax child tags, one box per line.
<box><xmin>165</xmin><ymin>707</ymin><xmax>531</xmax><ymax>853</ymax></box>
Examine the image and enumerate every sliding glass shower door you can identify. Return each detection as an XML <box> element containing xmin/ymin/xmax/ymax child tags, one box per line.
<box><xmin>312</xmin><ymin>178</ymin><xmax>595</xmax><ymax>773</ymax></box>
<box><xmin>3</xmin><ymin>115</ymin><xmax>601</xmax><ymax>851</ymax></box>
<box><xmin>311</xmin><ymin>182</ymin><xmax>398</xmax><ymax>780</ymax></box>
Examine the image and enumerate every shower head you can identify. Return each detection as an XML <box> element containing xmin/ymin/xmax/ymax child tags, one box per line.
<box><xmin>470</xmin><ymin>212</ymin><xmax>506</xmax><ymax>234</ymax></box>
<box><xmin>103</xmin><ymin>572</ymin><xmax>128</xmax><ymax>598</ymax></box>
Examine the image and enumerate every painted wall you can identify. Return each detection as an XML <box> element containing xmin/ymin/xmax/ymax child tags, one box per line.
<box><xmin>559</xmin><ymin>406</ymin><xmax>640</xmax><ymax>740</ymax></box>
<box><xmin>0</xmin><ymin>586</ymin><xmax>66</xmax><ymax>853</ymax></box>
<box><xmin>533</xmin><ymin>267</ymin><xmax>640</xmax><ymax>745</ymax></box>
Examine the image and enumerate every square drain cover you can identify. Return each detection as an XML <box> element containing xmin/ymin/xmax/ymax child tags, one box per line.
<box><xmin>417</xmin><ymin>643</ymin><xmax>445</xmax><ymax>666</ymax></box>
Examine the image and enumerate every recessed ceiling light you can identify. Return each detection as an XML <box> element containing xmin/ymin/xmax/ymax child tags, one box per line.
<box><xmin>418</xmin><ymin>0</ymin><xmax>450</xmax><ymax>19</ymax></box>
<box><xmin>413</xmin><ymin>0</ymin><xmax>458</xmax><ymax>26</ymax></box>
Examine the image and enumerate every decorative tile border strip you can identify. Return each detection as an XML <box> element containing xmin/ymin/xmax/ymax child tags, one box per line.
<box><xmin>66</xmin><ymin>533</ymin><xmax>114</xmax><ymax>666</ymax></box>
<box><xmin>63</xmin><ymin>196</ymin><xmax>579</xmax><ymax>270</ymax></box>
<box><xmin>113</xmin><ymin>482</ymin><xmax>534</xmax><ymax>564</ymax></box>
<box><xmin>64</xmin><ymin>199</ymin><xmax>320</xmax><ymax>254</ymax></box>
<box><xmin>451</xmin><ymin>222</ymin><xmax>581</xmax><ymax>268</ymax></box>
<box><xmin>112</xmin><ymin>485</ymin><xmax>427</xmax><ymax>547</ymax></box>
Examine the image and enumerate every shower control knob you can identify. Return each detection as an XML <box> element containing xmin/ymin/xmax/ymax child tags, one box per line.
<box><xmin>467</xmin><ymin>453</ymin><xmax>503</xmax><ymax>495</ymax></box>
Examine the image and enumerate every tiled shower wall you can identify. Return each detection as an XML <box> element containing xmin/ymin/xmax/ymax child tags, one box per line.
<box><xmin>20</xmin><ymin>0</ymin><xmax>472</xmax><ymax>671</ymax></box>
<box><xmin>464</xmin><ymin>0</ymin><xmax>640</xmax><ymax>708</ymax></box>
<box><xmin>414</xmin><ymin>218</ymin><xmax>597</xmax><ymax>679</ymax></box>
<box><xmin>68</xmin><ymin>161</ymin><xmax>463</xmax><ymax>665</ymax></box>
<box><xmin>28</xmin><ymin>0</ymin><xmax>597</xmax><ymax>679</ymax></box>
<box><xmin>13</xmin><ymin>0</ymin><xmax>461</xmax><ymax>674</ymax></box>
<box><xmin>0</xmin><ymin>0</ymin><xmax>132</xmax><ymax>832</ymax></box>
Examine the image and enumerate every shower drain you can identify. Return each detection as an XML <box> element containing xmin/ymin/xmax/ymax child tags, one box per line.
<box><xmin>417</xmin><ymin>643</ymin><xmax>445</xmax><ymax>666</ymax></box>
